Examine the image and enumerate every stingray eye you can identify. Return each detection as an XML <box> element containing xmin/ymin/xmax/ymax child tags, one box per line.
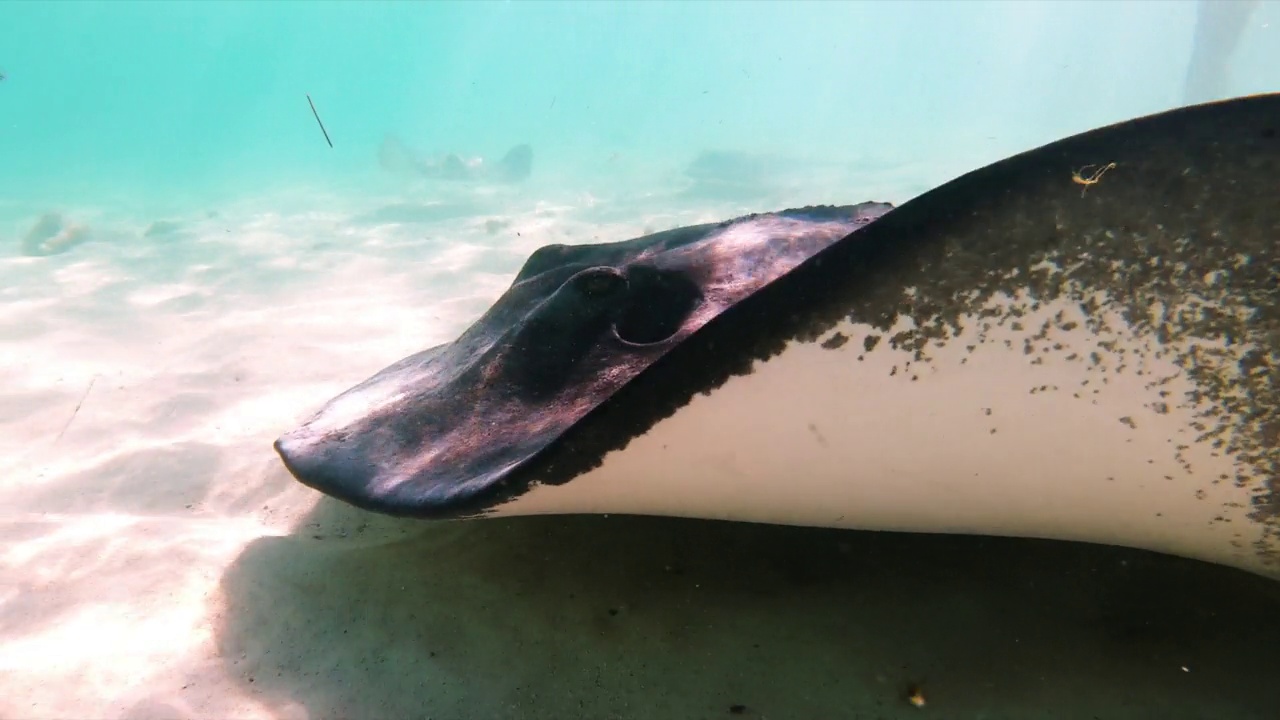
<box><xmin>499</xmin><ymin>266</ymin><xmax>629</xmax><ymax>399</ymax></box>
<box><xmin>570</xmin><ymin>266</ymin><xmax>628</xmax><ymax>299</ymax></box>
<box><xmin>613</xmin><ymin>264</ymin><xmax>703</xmax><ymax>345</ymax></box>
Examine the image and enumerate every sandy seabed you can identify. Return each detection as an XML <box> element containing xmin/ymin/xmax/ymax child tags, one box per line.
<box><xmin>2</xmin><ymin>170</ymin><xmax>1279</xmax><ymax>720</ymax></box>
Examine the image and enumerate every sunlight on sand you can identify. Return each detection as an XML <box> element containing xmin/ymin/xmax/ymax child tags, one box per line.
<box><xmin>0</xmin><ymin>514</ymin><xmax>272</xmax><ymax>717</ymax></box>
<box><xmin>0</xmin><ymin>175</ymin><xmax>788</xmax><ymax>717</ymax></box>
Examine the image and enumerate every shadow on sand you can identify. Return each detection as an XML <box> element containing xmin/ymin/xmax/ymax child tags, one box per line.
<box><xmin>214</xmin><ymin>498</ymin><xmax>1280</xmax><ymax>720</ymax></box>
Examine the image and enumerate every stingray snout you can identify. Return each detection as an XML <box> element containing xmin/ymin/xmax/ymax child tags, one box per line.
<box><xmin>274</xmin><ymin>425</ymin><xmax>366</xmax><ymax>501</ymax></box>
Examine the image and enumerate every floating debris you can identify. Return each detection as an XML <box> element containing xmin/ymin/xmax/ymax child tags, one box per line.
<box><xmin>307</xmin><ymin>93</ymin><xmax>333</xmax><ymax>148</ymax></box>
<box><xmin>906</xmin><ymin>684</ymin><xmax>927</xmax><ymax>708</ymax></box>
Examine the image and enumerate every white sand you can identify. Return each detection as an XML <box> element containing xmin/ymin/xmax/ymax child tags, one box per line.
<box><xmin>2</xmin><ymin>171</ymin><xmax>1278</xmax><ymax>720</ymax></box>
<box><xmin>0</xmin><ymin>176</ymin><xmax>787</xmax><ymax>718</ymax></box>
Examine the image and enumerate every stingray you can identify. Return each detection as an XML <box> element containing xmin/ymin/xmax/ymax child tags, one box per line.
<box><xmin>21</xmin><ymin>212</ymin><xmax>92</xmax><ymax>257</ymax></box>
<box><xmin>278</xmin><ymin>94</ymin><xmax>1280</xmax><ymax>581</ymax></box>
<box><xmin>378</xmin><ymin>135</ymin><xmax>533</xmax><ymax>184</ymax></box>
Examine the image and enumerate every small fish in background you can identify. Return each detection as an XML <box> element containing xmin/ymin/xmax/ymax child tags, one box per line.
<box><xmin>0</xmin><ymin>68</ymin><xmax>7</xmax><ymax>82</ymax></box>
<box><xmin>378</xmin><ymin>135</ymin><xmax>533</xmax><ymax>184</ymax></box>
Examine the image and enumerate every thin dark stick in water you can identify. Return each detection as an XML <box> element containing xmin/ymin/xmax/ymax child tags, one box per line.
<box><xmin>307</xmin><ymin>93</ymin><xmax>333</xmax><ymax>148</ymax></box>
<box><xmin>56</xmin><ymin>375</ymin><xmax>97</xmax><ymax>444</ymax></box>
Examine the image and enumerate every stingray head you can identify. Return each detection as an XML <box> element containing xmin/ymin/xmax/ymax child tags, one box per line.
<box><xmin>274</xmin><ymin>202</ymin><xmax>892</xmax><ymax>517</ymax></box>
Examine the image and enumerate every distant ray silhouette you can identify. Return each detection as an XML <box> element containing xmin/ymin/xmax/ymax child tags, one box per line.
<box><xmin>1183</xmin><ymin>0</ymin><xmax>1258</xmax><ymax>105</ymax></box>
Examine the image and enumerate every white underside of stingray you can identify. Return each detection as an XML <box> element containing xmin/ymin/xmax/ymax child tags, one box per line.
<box><xmin>496</xmin><ymin>290</ymin><xmax>1274</xmax><ymax>580</ymax></box>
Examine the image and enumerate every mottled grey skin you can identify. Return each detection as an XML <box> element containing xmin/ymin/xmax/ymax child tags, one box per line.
<box><xmin>275</xmin><ymin>203</ymin><xmax>893</xmax><ymax>516</ymax></box>
<box><xmin>278</xmin><ymin>94</ymin><xmax>1279</xmax><ymax>569</ymax></box>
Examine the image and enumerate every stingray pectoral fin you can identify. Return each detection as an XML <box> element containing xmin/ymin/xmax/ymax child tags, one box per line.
<box><xmin>377</xmin><ymin>134</ymin><xmax>417</xmax><ymax>174</ymax></box>
<box><xmin>274</xmin><ymin>203</ymin><xmax>893</xmax><ymax>517</ymax></box>
<box><xmin>495</xmin><ymin>143</ymin><xmax>533</xmax><ymax>182</ymax></box>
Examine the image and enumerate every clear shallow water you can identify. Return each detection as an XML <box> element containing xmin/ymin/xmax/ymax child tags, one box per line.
<box><xmin>1</xmin><ymin>2</ymin><xmax>1279</xmax><ymax>719</ymax></box>
<box><xmin>3</xmin><ymin>0</ymin><xmax>1275</xmax><ymax>215</ymax></box>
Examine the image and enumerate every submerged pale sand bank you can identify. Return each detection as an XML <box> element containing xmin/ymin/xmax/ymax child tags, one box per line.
<box><xmin>1</xmin><ymin>171</ymin><xmax>1279</xmax><ymax>720</ymax></box>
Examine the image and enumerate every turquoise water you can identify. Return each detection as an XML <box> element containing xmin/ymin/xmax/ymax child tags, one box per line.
<box><xmin>4</xmin><ymin>0</ymin><xmax>1274</xmax><ymax>215</ymax></box>
<box><xmin>2</xmin><ymin>2</ymin><xmax>1279</xmax><ymax>719</ymax></box>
